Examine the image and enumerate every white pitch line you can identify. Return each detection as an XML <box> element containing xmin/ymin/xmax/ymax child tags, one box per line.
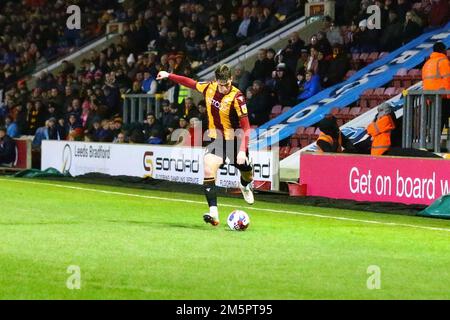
<box><xmin>1</xmin><ymin>178</ymin><xmax>450</xmax><ymax>233</ymax></box>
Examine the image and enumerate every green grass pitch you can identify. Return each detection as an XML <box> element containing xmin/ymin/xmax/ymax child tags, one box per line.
<box><xmin>1</xmin><ymin>177</ymin><xmax>450</xmax><ymax>300</ymax></box>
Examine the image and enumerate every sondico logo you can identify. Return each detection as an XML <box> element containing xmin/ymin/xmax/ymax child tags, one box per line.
<box><xmin>219</xmin><ymin>160</ymin><xmax>271</xmax><ymax>179</ymax></box>
<box><xmin>143</xmin><ymin>151</ymin><xmax>154</xmax><ymax>178</ymax></box>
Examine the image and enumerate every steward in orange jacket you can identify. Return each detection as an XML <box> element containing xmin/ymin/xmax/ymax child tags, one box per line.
<box><xmin>367</xmin><ymin>103</ymin><xmax>396</xmax><ymax>156</ymax></box>
<box><xmin>316</xmin><ymin>116</ymin><xmax>355</xmax><ymax>153</ymax></box>
<box><xmin>422</xmin><ymin>42</ymin><xmax>450</xmax><ymax>131</ymax></box>
<box><xmin>422</xmin><ymin>42</ymin><xmax>450</xmax><ymax>92</ymax></box>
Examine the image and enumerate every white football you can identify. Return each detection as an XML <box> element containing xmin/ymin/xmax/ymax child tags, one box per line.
<box><xmin>227</xmin><ymin>210</ymin><xmax>250</xmax><ymax>231</ymax></box>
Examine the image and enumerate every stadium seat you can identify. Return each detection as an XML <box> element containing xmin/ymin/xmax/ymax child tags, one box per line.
<box><xmin>366</xmin><ymin>52</ymin><xmax>379</xmax><ymax>64</ymax></box>
<box><xmin>288</xmin><ymin>147</ymin><xmax>300</xmax><ymax>155</ymax></box>
<box><xmin>359</xmin><ymin>53</ymin><xmax>369</xmax><ymax>65</ymax></box>
<box><xmin>340</xmin><ymin>107</ymin><xmax>359</xmax><ymax>122</ymax></box>
<box><xmin>369</xmin><ymin>87</ymin><xmax>386</xmax><ymax>108</ymax></box>
<box><xmin>378</xmin><ymin>52</ymin><xmax>389</xmax><ymax>59</ymax></box>
<box><xmin>396</xmin><ymin>68</ymin><xmax>421</xmax><ymax>88</ymax></box>
<box><xmin>299</xmin><ymin>126</ymin><xmax>316</xmax><ymax>147</ymax></box>
<box><xmin>395</xmin><ymin>87</ymin><xmax>405</xmax><ymax>95</ymax></box>
<box><xmin>279</xmin><ymin>146</ymin><xmax>291</xmax><ymax>159</ymax></box>
<box><xmin>335</xmin><ymin>107</ymin><xmax>351</xmax><ymax>126</ymax></box>
<box><xmin>384</xmin><ymin>87</ymin><xmax>397</xmax><ymax>99</ymax></box>
<box><xmin>310</xmin><ymin>127</ymin><xmax>321</xmax><ymax>141</ymax></box>
<box><xmin>360</xmin><ymin>107</ymin><xmax>371</xmax><ymax>114</ymax></box>
<box><xmin>271</xmin><ymin>104</ymin><xmax>282</xmax><ymax>113</ymax></box>
<box><xmin>293</xmin><ymin>126</ymin><xmax>305</xmax><ymax>137</ymax></box>
<box><xmin>408</xmin><ymin>69</ymin><xmax>422</xmax><ymax>85</ymax></box>
<box><xmin>270</xmin><ymin>105</ymin><xmax>282</xmax><ymax>119</ymax></box>
<box><xmin>349</xmin><ymin>107</ymin><xmax>362</xmax><ymax>119</ymax></box>
<box><xmin>351</xmin><ymin>53</ymin><xmax>360</xmax><ymax>61</ymax></box>
<box><xmin>359</xmin><ymin>89</ymin><xmax>374</xmax><ymax>108</ymax></box>
<box><xmin>358</xmin><ymin>52</ymin><xmax>369</xmax><ymax>64</ymax></box>
<box><xmin>330</xmin><ymin>107</ymin><xmax>340</xmax><ymax>115</ymax></box>
<box><xmin>281</xmin><ymin>106</ymin><xmax>292</xmax><ymax>114</ymax></box>
<box><xmin>290</xmin><ymin>126</ymin><xmax>305</xmax><ymax>148</ymax></box>
<box><xmin>344</xmin><ymin>70</ymin><xmax>356</xmax><ymax>80</ymax></box>
<box><xmin>392</xmin><ymin>68</ymin><xmax>408</xmax><ymax>88</ymax></box>
<box><xmin>290</xmin><ymin>136</ymin><xmax>299</xmax><ymax>147</ymax></box>
<box><xmin>351</xmin><ymin>53</ymin><xmax>361</xmax><ymax>69</ymax></box>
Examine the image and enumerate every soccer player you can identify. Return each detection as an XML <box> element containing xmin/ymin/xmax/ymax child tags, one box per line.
<box><xmin>157</xmin><ymin>65</ymin><xmax>254</xmax><ymax>226</ymax></box>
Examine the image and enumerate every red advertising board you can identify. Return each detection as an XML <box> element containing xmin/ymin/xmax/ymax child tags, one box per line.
<box><xmin>300</xmin><ymin>153</ymin><xmax>450</xmax><ymax>205</ymax></box>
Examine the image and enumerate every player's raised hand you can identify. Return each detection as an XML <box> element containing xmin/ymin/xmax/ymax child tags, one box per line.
<box><xmin>156</xmin><ymin>71</ymin><xmax>170</xmax><ymax>80</ymax></box>
<box><xmin>237</xmin><ymin>151</ymin><xmax>248</xmax><ymax>165</ymax></box>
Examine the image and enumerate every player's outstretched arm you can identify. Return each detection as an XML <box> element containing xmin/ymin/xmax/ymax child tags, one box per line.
<box><xmin>156</xmin><ymin>71</ymin><xmax>197</xmax><ymax>90</ymax></box>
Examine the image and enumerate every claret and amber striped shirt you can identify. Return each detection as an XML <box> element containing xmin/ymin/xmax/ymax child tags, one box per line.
<box><xmin>195</xmin><ymin>81</ymin><xmax>248</xmax><ymax>140</ymax></box>
<box><xmin>167</xmin><ymin>73</ymin><xmax>251</xmax><ymax>152</ymax></box>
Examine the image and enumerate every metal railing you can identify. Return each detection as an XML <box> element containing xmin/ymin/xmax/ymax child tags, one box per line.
<box><xmin>122</xmin><ymin>94</ymin><xmax>164</xmax><ymax>124</ymax></box>
<box><xmin>196</xmin><ymin>15</ymin><xmax>315</xmax><ymax>80</ymax></box>
<box><xmin>403</xmin><ymin>90</ymin><xmax>450</xmax><ymax>152</ymax></box>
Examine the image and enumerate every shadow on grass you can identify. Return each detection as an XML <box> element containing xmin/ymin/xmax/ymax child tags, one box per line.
<box><xmin>105</xmin><ymin>219</ymin><xmax>214</xmax><ymax>231</ymax></box>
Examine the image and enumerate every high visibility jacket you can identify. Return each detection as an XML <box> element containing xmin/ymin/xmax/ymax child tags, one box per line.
<box><xmin>177</xmin><ymin>85</ymin><xmax>190</xmax><ymax>104</ymax></box>
<box><xmin>367</xmin><ymin>114</ymin><xmax>396</xmax><ymax>156</ymax></box>
<box><xmin>422</xmin><ymin>52</ymin><xmax>450</xmax><ymax>92</ymax></box>
<box><xmin>316</xmin><ymin>132</ymin><xmax>343</xmax><ymax>153</ymax></box>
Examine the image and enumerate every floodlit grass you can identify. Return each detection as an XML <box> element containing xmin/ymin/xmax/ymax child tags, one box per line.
<box><xmin>1</xmin><ymin>177</ymin><xmax>450</xmax><ymax>299</ymax></box>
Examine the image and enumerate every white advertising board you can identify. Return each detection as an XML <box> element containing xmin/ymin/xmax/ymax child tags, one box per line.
<box><xmin>41</xmin><ymin>141</ymin><xmax>279</xmax><ymax>190</ymax></box>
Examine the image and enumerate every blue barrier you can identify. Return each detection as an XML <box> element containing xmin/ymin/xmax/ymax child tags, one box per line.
<box><xmin>251</xmin><ymin>22</ymin><xmax>450</xmax><ymax>150</ymax></box>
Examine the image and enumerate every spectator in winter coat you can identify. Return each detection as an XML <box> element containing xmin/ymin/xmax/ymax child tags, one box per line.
<box><xmin>32</xmin><ymin>118</ymin><xmax>61</xmax><ymax>149</ymax></box>
<box><xmin>141</xmin><ymin>70</ymin><xmax>157</xmax><ymax>94</ymax></box>
<box><xmin>326</xmin><ymin>23</ymin><xmax>344</xmax><ymax>46</ymax></box>
<box><xmin>380</xmin><ymin>10</ymin><xmax>404</xmax><ymax>51</ymax></box>
<box><xmin>251</xmin><ymin>49</ymin><xmax>272</xmax><ymax>82</ymax></box>
<box><xmin>327</xmin><ymin>45</ymin><xmax>351</xmax><ymax>86</ymax></box>
<box><xmin>233</xmin><ymin>65</ymin><xmax>252</xmax><ymax>93</ymax></box>
<box><xmin>272</xmin><ymin>63</ymin><xmax>298</xmax><ymax>107</ymax></box>
<box><xmin>298</xmin><ymin>71</ymin><xmax>322</xmax><ymax>101</ymax></box>
<box><xmin>305</xmin><ymin>47</ymin><xmax>319</xmax><ymax>74</ymax></box>
<box><xmin>282</xmin><ymin>32</ymin><xmax>305</xmax><ymax>72</ymax></box>
<box><xmin>143</xmin><ymin>113</ymin><xmax>163</xmax><ymax>141</ymax></box>
<box><xmin>160</xmin><ymin>100</ymin><xmax>177</xmax><ymax>130</ymax></box>
<box><xmin>247</xmin><ymin>80</ymin><xmax>272</xmax><ymax>126</ymax></box>
<box><xmin>317</xmin><ymin>51</ymin><xmax>330</xmax><ymax>87</ymax></box>
<box><xmin>4</xmin><ymin>116</ymin><xmax>20</xmax><ymax>138</ymax></box>
<box><xmin>401</xmin><ymin>11</ymin><xmax>423</xmax><ymax>45</ymax></box>
<box><xmin>0</xmin><ymin>126</ymin><xmax>16</xmax><ymax>165</ymax></box>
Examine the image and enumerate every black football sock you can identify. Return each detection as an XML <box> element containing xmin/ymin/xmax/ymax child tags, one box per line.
<box><xmin>240</xmin><ymin>170</ymin><xmax>253</xmax><ymax>187</ymax></box>
<box><xmin>203</xmin><ymin>177</ymin><xmax>217</xmax><ymax>208</ymax></box>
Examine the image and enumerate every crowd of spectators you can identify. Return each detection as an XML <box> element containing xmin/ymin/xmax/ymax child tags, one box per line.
<box><xmin>0</xmin><ymin>0</ymin><xmax>306</xmax><ymax>147</ymax></box>
<box><xmin>242</xmin><ymin>0</ymin><xmax>448</xmax><ymax>126</ymax></box>
<box><xmin>0</xmin><ymin>0</ymin><xmax>124</xmax><ymax>90</ymax></box>
<box><xmin>0</xmin><ymin>0</ymin><xmax>447</xmax><ymax>151</ymax></box>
